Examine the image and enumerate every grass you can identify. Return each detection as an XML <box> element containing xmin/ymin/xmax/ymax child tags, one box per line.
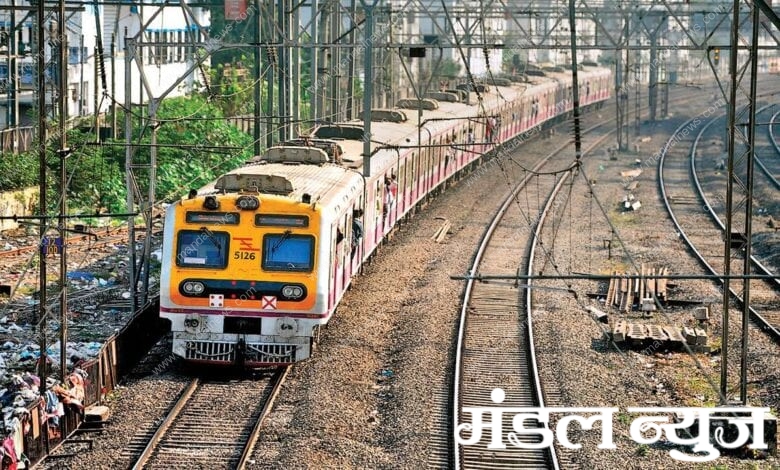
<box><xmin>708</xmin><ymin>336</ymin><xmax>722</xmax><ymax>352</ymax></box>
<box><xmin>675</xmin><ymin>370</ymin><xmax>719</xmax><ymax>407</ymax></box>
<box><xmin>609</xmin><ymin>208</ymin><xmax>640</xmax><ymax>228</ymax></box>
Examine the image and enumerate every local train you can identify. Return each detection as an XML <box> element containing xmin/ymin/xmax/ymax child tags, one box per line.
<box><xmin>159</xmin><ymin>64</ymin><xmax>612</xmax><ymax>367</ymax></box>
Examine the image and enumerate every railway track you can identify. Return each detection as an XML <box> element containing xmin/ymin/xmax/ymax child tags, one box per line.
<box><xmin>450</xmin><ymin>113</ymin><xmax>616</xmax><ymax>468</ymax></box>
<box><xmin>428</xmin><ymin>85</ymin><xmax>731</xmax><ymax>469</ymax></box>
<box><xmin>0</xmin><ymin>224</ymin><xmax>156</xmax><ymax>259</ymax></box>
<box><xmin>659</xmin><ymin>105</ymin><xmax>780</xmax><ymax>345</ymax></box>
<box><xmin>763</xmin><ymin>108</ymin><xmax>780</xmax><ymax>189</ymax></box>
<box><xmin>129</xmin><ymin>367</ymin><xmax>288</xmax><ymax>469</ymax></box>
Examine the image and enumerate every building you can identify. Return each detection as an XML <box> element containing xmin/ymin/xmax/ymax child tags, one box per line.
<box><xmin>0</xmin><ymin>0</ymin><xmax>210</xmax><ymax>131</ymax></box>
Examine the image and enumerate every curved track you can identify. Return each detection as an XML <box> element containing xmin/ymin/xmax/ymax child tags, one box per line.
<box><xmin>129</xmin><ymin>367</ymin><xmax>288</xmax><ymax>469</ymax></box>
<box><xmin>451</xmin><ymin>119</ymin><xmax>614</xmax><ymax>469</ymax></box>
<box><xmin>763</xmin><ymin>109</ymin><xmax>780</xmax><ymax>189</ymax></box>
<box><xmin>443</xmin><ymin>84</ymin><xmax>739</xmax><ymax>469</ymax></box>
<box><xmin>659</xmin><ymin>107</ymin><xmax>780</xmax><ymax>343</ymax></box>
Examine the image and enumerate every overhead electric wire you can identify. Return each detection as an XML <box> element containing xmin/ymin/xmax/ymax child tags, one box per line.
<box><xmin>574</xmin><ymin>163</ymin><xmax>733</xmax><ymax>404</ymax></box>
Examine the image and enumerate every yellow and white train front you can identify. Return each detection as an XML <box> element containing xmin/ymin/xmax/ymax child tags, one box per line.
<box><xmin>160</xmin><ymin>192</ymin><xmax>326</xmax><ymax>366</ymax></box>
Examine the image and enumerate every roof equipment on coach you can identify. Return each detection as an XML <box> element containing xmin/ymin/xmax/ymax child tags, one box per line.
<box><xmin>262</xmin><ymin>146</ymin><xmax>330</xmax><ymax>164</ymax></box>
<box><xmin>370</xmin><ymin>109</ymin><xmax>409</xmax><ymax>122</ymax></box>
<box><xmin>216</xmin><ymin>173</ymin><xmax>295</xmax><ymax>195</ymax></box>
<box><xmin>395</xmin><ymin>98</ymin><xmax>439</xmax><ymax>110</ymax></box>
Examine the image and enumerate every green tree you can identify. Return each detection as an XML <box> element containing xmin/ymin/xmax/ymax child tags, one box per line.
<box><xmin>132</xmin><ymin>95</ymin><xmax>253</xmax><ymax>204</ymax></box>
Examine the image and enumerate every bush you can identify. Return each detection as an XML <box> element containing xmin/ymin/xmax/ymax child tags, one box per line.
<box><xmin>0</xmin><ymin>149</ymin><xmax>38</xmax><ymax>191</ymax></box>
<box><xmin>1</xmin><ymin>94</ymin><xmax>254</xmax><ymax>216</ymax></box>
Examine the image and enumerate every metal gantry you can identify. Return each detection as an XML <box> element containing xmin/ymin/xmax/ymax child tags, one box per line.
<box><xmin>720</xmin><ymin>0</ymin><xmax>780</xmax><ymax>405</ymax></box>
<box><xmin>2</xmin><ymin>0</ymin><xmax>776</xmax><ymax>402</ymax></box>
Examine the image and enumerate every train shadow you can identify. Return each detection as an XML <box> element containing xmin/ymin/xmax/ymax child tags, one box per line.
<box><xmin>175</xmin><ymin>361</ymin><xmax>283</xmax><ymax>381</ymax></box>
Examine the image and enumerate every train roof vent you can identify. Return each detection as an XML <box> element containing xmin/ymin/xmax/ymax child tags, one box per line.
<box><xmin>505</xmin><ymin>74</ymin><xmax>528</xmax><ymax>83</ymax></box>
<box><xmin>396</xmin><ymin>98</ymin><xmax>439</xmax><ymax>110</ymax></box>
<box><xmin>424</xmin><ymin>92</ymin><xmax>460</xmax><ymax>103</ymax></box>
<box><xmin>485</xmin><ymin>77</ymin><xmax>512</xmax><ymax>87</ymax></box>
<box><xmin>261</xmin><ymin>146</ymin><xmax>330</xmax><ymax>164</ymax></box>
<box><xmin>279</xmin><ymin>139</ymin><xmax>343</xmax><ymax>160</ymax></box>
<box><xmin>313</xmin><ymin>124</ymin><xmax>365</xmax><ymax>141</ymax></box>
<box><xmin>445</xmin><ymin>89</ymin><xmax>469</xmax><ymax>101</ymax></box>
<box><xmin>456</xmin><ymin>82</ymin><xmax>490</xmax><ymax>93</ymax></box>
<box><xmin>371</xmin><ymin>109</ymin><xmax>408</xmax><ymax>122</ymax></box>
<box><xmin>215</xmin><ymin>173</ymin><xmax>294</xmax><ymax>195</ymax></box>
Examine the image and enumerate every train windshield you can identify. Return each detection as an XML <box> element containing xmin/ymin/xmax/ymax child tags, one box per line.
<box><xmin>262</xmin><ymin>233</ymin><xmax>315</xmax><ymax>272</ymax></box>
<box><xmin>176</xmin><ymin>230</ymin><xmax>229</xmax><ymax>268</ymax></box>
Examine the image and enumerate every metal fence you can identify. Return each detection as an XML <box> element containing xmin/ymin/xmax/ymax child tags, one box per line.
<box><xmin>0</xmin><ymin>126</ymin><xmax>34</xmax><ymax>153</ymax></box>
<box><xmin>20</xmin><ymin>297</ymin><xmax>166</xmax><ymax>467</ymax></box>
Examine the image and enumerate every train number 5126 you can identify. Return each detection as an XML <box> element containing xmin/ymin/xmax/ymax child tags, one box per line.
<box><xmin>233</xmin><ymin>251</ymin><xmax>257</xmax><ymax>260</ymax></box>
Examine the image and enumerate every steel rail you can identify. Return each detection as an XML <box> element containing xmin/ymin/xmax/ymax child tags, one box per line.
<box><xmin>690</xmin><ymin>110</ymin><xmax>780</xmax><ymax>293</ymax></box>
<box><xmin>762</xmin><ymin>108</ymin><xmax>780</xmax><ymax>190</ymax></box>
<box><xmin>236</xmin><ymin>366</ymin><xmax>290</xmax><ymax>470</ymax></box>
<box><xmin>130</xmin><ymin>378</ymin><xmax>200</xmax><ymax>470</ymax></box>
<box><xmin>658</xmin><ymin>109</ymin><xmax>780</xmax><ymax>343</ymax></box>
<box><xmin>451</xmin><ymin>84</ymin><xmax>728</xmax><ymax>469</ymax></box>
<box><xmin>452</xmin><ymin>116</ymin><xmax>616</xmax><ymax>469</ymax></box>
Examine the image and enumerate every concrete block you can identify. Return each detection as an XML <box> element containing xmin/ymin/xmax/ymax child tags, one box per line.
<box><xmin>694</xmin><ymin>306</ymin><xmax>709</xmax><ymax>321</ymax></box>
<box><xmin>613</xmin><ymin>320</ymin><xmax>628</xmax><ymax>342</ymax></box>
<box><xmin>84</xmin><ymin>405</ymin><xmax>110</xmax><ymax>422</ymax></box>
<box><xmin>683</xmin><ymin>326</ymin><xmax>696</xmax><ymax>344</ymax></box>
<box><xmin>627</xmin><ymin>323</ymin><xmax>647</xmax><ymax>340</ymax></box>
<box><xmin>662</xmin><ymin>326</ymin><xmax>685</xmax><ymax>344</ymax></box>
<box><xmin>694</xmin><ymin>328</ymin><xmax>708</xmax><ymax>345</ymax></box>
<box><xmin>586</xmin><ymin>306</ymin><xmax>609</xmax><ymax>324</ymax></box>
<box><xmin>647</xmin><ymin>324</ymin><xmax>668</xmax><ymax>342</ymax></box>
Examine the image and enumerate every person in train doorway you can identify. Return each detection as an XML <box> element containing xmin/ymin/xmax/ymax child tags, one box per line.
<box><xmin>383</xmin><ymin>175</ymin><xmax>398</xmax><ymax>225</ymax></box>
<box><xmin>351</xmin><ymin>209</ymin><xmax>364</xmax><ymax>258</ymax></box>
<box><xmin>485</xmin><ymin>117</ymin><xmax>495</xmax><ymax>143</ymax></box>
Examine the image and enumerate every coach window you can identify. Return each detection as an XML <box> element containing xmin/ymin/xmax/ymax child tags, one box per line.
<box><xmin>262</xmin><ymin>233</ymin><xmax>315</xmax><ymax>272</ymax></box>
<box><xmin>176</xmin><ymin>229</ymin><xmax>230</xmax><ymax>268</ymax></box>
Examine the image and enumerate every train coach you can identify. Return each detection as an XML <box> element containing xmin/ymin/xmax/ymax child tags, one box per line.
<box><xmin>159</xmin><ymin>64</ymin><xmax>612</xmax><ymax>367</ymax></box>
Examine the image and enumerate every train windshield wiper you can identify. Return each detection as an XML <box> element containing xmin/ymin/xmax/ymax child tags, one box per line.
<box><xmin>271</xmin><ymin>230</ymin><xmax>292</xmax><ymax>254</ymax></box>
<box><xmin>200</xmin><ymin>227</ymin><xmax>222</xmax><ymax>256</ymax></box>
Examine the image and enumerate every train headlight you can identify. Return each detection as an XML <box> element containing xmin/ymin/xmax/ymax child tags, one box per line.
<box><xmin>183</xmin><ymin>281</ymin><xmax>205</xmax><ymax>294</ymax></box>
<box><xmin>282</xmin><ymin>285</ymin><xmax>304</xmax><ymax>299</ymax></box>
<box><xmin>236</xmin><ymin>195</ymin><xmax>260</xmax><ymax>210</ymax></box>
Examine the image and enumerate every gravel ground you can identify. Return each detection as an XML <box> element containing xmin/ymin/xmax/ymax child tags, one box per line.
<box><xmin>250</xmin><ymin>169</ymin><xmax>514</xmax><ymax>468</ymax></box>
<box><xmin>532</xmin><ymin>108</ymin><xmax>780</xmax><ymax>469</ymax></box>
<box><xmin>42</xmin><ymin>88</ymin><xmax>780</xmax><ymax>470</ymax></box>
<box><xmin>44</xmin><ymin>372</ymin><xmax>190</xmax><ymax>469</ymax></box>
